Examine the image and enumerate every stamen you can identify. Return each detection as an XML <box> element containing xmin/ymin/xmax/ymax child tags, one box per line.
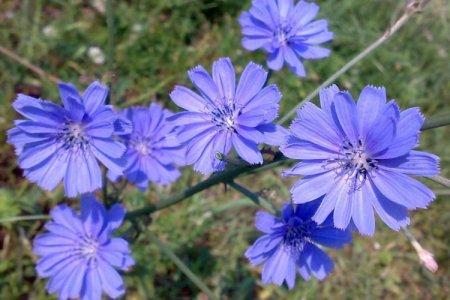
<box><xmin>331</xmin><ymin>139</ymin><xmax>378</xmax><ymax>191</ymax></box>
<box><xmin>58</xmin><ymin>122</ymin><xmax>89</xmax><ymax>151</ymax></box>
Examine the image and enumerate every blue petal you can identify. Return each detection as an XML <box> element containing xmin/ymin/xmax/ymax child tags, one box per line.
<box><xmin>235</xmin><ymin>62</ymin><xmax>267</xmax><ymax>107</ymax></box>
<box><xmin>370</xmin><ymin>169</ymin><xmax>435</xmax><ymax>209</ymax></box>
<box><xmin>212</xmin><ymin>57</ymin><xmax>236</xmax><ymax>101</ymax></box>
<box><xmin>364</xmin><ymin>101</ymin><xmax>400</xmax><ymax>155</ymax></box>
<box><xmin>80</xmin><ymin>268</ymin><xmax>102</xmax><ymax>300</ymax></box>
<box><xmin>97</xmin><ymin>258</ymin><xmax>126</xmax><ymax>298</ymax></box>
<box><xmin>357</xmin><ymin>85</ymin><xmax>387</xmax><ymax>142</ymax></box>
<box><xmin>379</xmin><ymin>150</ymin><xmax>439</xmax><ymax>176</ymax></box>
<box><xmin>188</xmin><ymin>65</ymin><xmax>219</xmax><ymax>103</ymax></box>
<box><xmin>332</xmin><ymin>92</ymin><xmax>359</xmax><ymax>147</ymax></box>
<box><xmin>267</xmin><ymin>48</ymin><xmax>284</xmax><ymax>70</ymax></box>
<box><xmin>80</xmin><ymin>194</ymin><xmax>107</xmax><ymax>238</ymax></box>
<box><xmin>333</xmin><ymin>184</ymin><xmax>352</xmax><ymax>230</ymax></box>
<box><xmin>281</xmin><ymin>135</ymin><xmax>338</xmax><ymax>160</ymax></box>
<box><xmin>82</xmin><ymin>81</ymin><xmax>108</xmax><ymax>114</ymax></box>
<box><xmin>368</xmin><ymin>179</ymin><xmax>410</xmax><ymax>231</ymax></box>
<box><xmin>298</xmin><ymin>243</ymin><xmax>334</xmax><ymax>280</ymax></box>
<box><xmin>13</xmin><ymin>94</ymin><xmax>65</xmax><ymax>125</ymax></box>
<box><xmin>374</xmin><ymin>107</ymin><xmax>424</xmax><ymax>159</ymax></box>
<box><xmin>170</xmin><ymin>85</ymin><xmax>208</xmax><ymax>113</ymax></box>
<box><xmin>256</xmin><ymin>123</ymin><xmax>288</xmax><ymax>146</ymax></box>
<box><xmin>290</xmin><ymin>102</ymin><xmax>342</xmax><ymax>152</ymax></box>
<box><xmin>255</xmin><ymin>211</ymin><xmax>278</xmax><ymax>233</ymax></box>
<box><xmin>107</xmin><ymin>204</ymin><xmax>125</xmax><ymax>231</ymax></box>
<box><xmin>310</xmin><ymin>226</ymin><xmax>352</xmax><ymax>248</ymax></box>
<box><xmin>351</xmin><ymin>184</ymin><xmax>375</xmax><ymax>236</ymax></box>
<box><xmin>312</xmin><ymin>176</ymin><xmax>346</xmax><ymax>224</ymax></box>
<box><xmin>283</xmin><ymin>46</ymin><xmax>306</xmax><ymax>77</ymax></box>
<box><xmin>231</xmin><ymin>134</ymin><xmax>263</xmax><ymax>165</ymax></box>
<box><xmin>291</xmin><ymin>171</ymin><xmax>338</xmax><ymax>204</ymax></box>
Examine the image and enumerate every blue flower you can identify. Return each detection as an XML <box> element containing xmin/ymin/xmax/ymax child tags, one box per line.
<box><xmin>239</xmin><ymin>0</ymin><xmax>333</xmax><ymax>77</ymax></box>
<box><xmin>7</xmin><ymin>81</ymin><xmax>131</xmax><ymax>197</ymax></box>
<box><xmin>109</xmin><ymin>103</ymin><xmax>185</xmax><ymax>190</ymax></box>
<box><xmin>280</xmin><ymin>85</ymin><xmax>440</xmax><ymax>236</ymax></box>
<box><xmin>33</xmin><ymin>194</ymin><xmax>134</xmax><ymax>300</ymax></box>
<box><xmin>168</xmin><ymin>57</ymin><xmax>287</xmax><ymax>175</ymax></box>
<box><xmin>246</xmin><ymin>201</ymin><xmax>351</xmax><ymax>289</ymax></box>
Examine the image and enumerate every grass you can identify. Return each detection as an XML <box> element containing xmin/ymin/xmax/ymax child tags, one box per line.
<box><xmin>0</xmin><ymin>0</ymin><xmax>449</xmax><ymax>299</ymax></box>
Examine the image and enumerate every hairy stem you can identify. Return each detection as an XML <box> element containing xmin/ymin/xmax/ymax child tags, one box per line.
<box><xmin>146</xmin><ymin>231</ymin><xmax>218</xmax><ymax>299</ymax></box>
<box><xmin>278</xmin><ymin>0</ymin><xmax>432</xmax><ymax>125</ymax></box>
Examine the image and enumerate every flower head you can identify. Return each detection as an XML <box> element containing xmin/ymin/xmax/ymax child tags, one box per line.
<box><xmin>281</xmin><ymin>84</ymin><xmax>440</xmax><ymax>235</ymax></box>
<box><xmin>33</xmin><ymin>195</ymin><xmax>134</xmax><ymax>300</ymax></box>
<box><xmin>109</xmin><ymin>103</ymin><xmax>185</xmax><ymax>189</ymax></box>
<box><xmin>239</xmin><ymin>0</ymin><xmax>333</xmax><ymax>77</ymax></box>
<box><xmin>7</xmin><ymin>81</ymin><xmax>131</xmax><ymax>197</ymax></box>
<box><xmin>169</xmin><ymin>57</ymin><xmax>287</xmax><ymax>175</ymax></box>
<box><xmin>246</xmin><ymin>201</ymin><xmax>351</xmax><ymax>289</ymax></box>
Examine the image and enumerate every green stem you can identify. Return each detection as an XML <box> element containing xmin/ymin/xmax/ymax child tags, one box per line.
<box><xmin>125</xmin><ymin>155</ymin><xmax>289</xmax><ymax>219</ymax></box>
<box><xmin>227</xmin><ymin>182</ymin><xmax>277</xmax><ymax>214</ymax></box>
<box><xmin>422</xmin><ymin>112</ymin><xmax>450</xmax><ymax>130</ymax></box>
<box><xmin>0</xmin><ymin>215</ymin><xmax>49</xmax><ymax>223</ymax></box>
<box><xmin>278</xmin><ymin>0</ymin><xmax>431</xmax><ymax>125</ymax></box>
<box><xmin>146</xmin><ymin>231</ymin><xmax>218</xmax><ymax>300</ymax></box>
<box><xmin>106</xmin><ymin>0</ymin><xmax>115</xmax><ymax>104</ymax></box>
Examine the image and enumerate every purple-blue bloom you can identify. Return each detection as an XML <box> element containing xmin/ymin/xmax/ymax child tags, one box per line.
<box><xmin>239</xmin><ymin>0</ymin><xmax>333</xmax><ymax>77</ymax></box>
<box><xmin>33</xmin><ymin>194</ymin><xmax>134</xmax><ymax>300</ymax></box>
<box><xmin>246</xmin><ymin>201</ymin><xmax>351</xmax><ymax>289</ymax></box>
<box><xmin>168</xmin><ymin>57</ymin><xmax>287</xmax><ymax>175</ymax></box>
<box><xmin>7</xmin><ymin>81</ymin><xmax>131</xmax><ymax>197</ymax></box>
<box><xmin>109</xmin><ymin>103</ymin><xmax>185</xmax><ymax>190</ymax></box>
<box><xmin>280</xmin><ymin>85</ymin><xmax>440</xmax><ymax>236</ymax></box>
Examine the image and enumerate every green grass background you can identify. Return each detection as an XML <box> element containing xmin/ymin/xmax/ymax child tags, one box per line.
<box><xmin>0</xmin><ymin>0</ymin><xmax>449</xmax><ymax>299</ymax></box>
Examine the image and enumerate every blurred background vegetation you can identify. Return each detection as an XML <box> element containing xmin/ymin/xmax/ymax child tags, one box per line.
<box><xmin>0</xmin><ymin>0</ymin><xmax>449</xmax><ymax>299</ymax></box>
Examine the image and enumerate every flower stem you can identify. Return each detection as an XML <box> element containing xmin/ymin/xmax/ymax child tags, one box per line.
<box><xmin>422</xmin><ymin>112</ymin><xmax>450</xmax><ymax>130</ymax></box>
<box><xmin>125</xmin><ymin>155</ymin><xmax>289</xmax><ymax>219</ymax></box>
<box><xmin>227</xmin><ymin>181</ymin><xmax>277</xmax><ymax>214</ymax></box>
<box><xmin>428</xmin><ymin>176</ymin><xmax>450</xmax><ymax>188</ymax></box>
<box><xmin>106</xmin><ymin>0</ymin><xmax>115</xmax><ymax>104</ymax></box>
<box><xmin>146</xmin><ymin>231</ymin><xmax>218</xmax><ymax>299</ymax></box>
<box><xmin>0</xmin><ymin>46</ymin><xmax>60</xmax><ymax>83</ymax></box>
<box><xmin>278</xmin><ymin>0</ymin><xmax>432</xmax><ymax>125</ymax></box>
<box><xmin>0</xmin><ymin>215</ymin><xmax>49</xmax><ymax>223</ymax></box>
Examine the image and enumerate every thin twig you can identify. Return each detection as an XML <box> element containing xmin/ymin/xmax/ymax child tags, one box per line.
<box><xmin>428</xmin><ymin>175</ymin><xmax>450</xmax><ymax>188</ymax></box>
<box><xmin>0</xmin><ymin>215</ymin><xmax>49</xmax><ymax>224</ymax></box>
<box><xmin>106</xmin><ymin>0</ymin><xmax>116</xmax><ymax>104</ymax></box>
<box><xmin>278</xmin><ymin>0</ymin><xmax>432</xmax><ymax>125</ymax></box>
<box><xmin>146</xmin><ymin>231</ymin><xmax>218</xmax><ymax>299</ymax></box>
<box><xmin>125</xmin><ymin>154</ymin><xmax>289</xmax><ymax>219</ymax></box>
<box><xmin>0</xmin><ymin>46</ymin><xmax>60</xmax><ymax>84</ymax></box>
<box><xmin>227</xmin><ymin>181</ymin><xmax>277</xmax><ymax>214</ymax></box>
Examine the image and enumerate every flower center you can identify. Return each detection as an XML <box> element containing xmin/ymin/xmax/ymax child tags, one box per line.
<box><xmin>77</xmin><ymin>237</ymin><xmax>99</xmax><ymax>260</ymax></box>
<box><xmin>283</xmin><ymin>217</ymin><xmax>315</xmax><ymax>252</ymax></box>
<box><xmin>211</xmin><ymin>101</ymin><xmax>237</xmax><ymax>130</ymax></box>
<box><xmin>132</xmin><ymin>139</ymin><xmax>150</xmax><ymax>156</ymax></box>
<box><xmin>59</xmin><ymin>122</ymin><xmax>89</xmax><ymax>150</ymax></box>
<box><xmin>275</xmin><ymin>22</ymin><xmax>293</xmax><ymax>46</ymax></box>
<box><xmin>332</xmin><ymin>140</ymin><xmax>378</xmax><ymax>191</ymax></box>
